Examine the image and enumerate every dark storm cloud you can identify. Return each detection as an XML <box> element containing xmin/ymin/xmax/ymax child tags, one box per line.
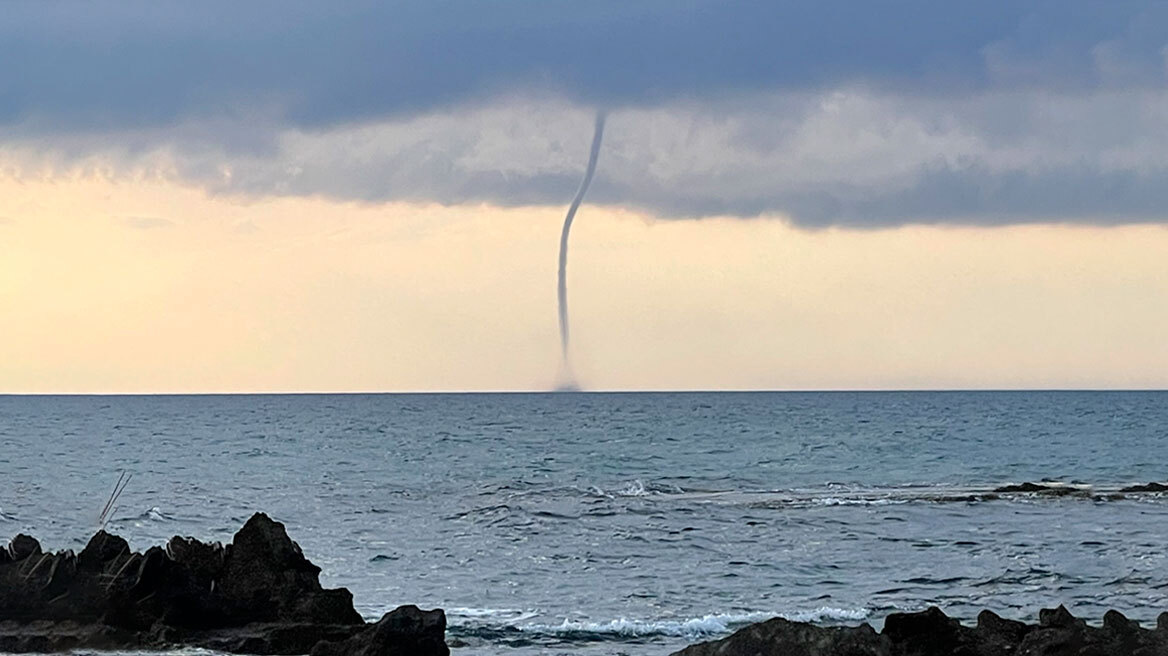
<box><xmin>4</xmin><ymin>1</ymin><xmax>1168</xmax><ymax>225</ymax></box>
<box><xmin>590</xmin><ymin>164</ymin><xmax>1168</xmax><ymax>227</ymax></box>
<box><xmin>3</xmin><ymin>1</ymin><xmax>1166</xmax><ymax>132</ymax></box>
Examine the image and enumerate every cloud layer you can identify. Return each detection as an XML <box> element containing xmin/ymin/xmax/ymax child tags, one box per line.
<box><xmin>4</xmin><ymin>1</ymin><xmax>1168</xmax><ymax>225</ymax></box>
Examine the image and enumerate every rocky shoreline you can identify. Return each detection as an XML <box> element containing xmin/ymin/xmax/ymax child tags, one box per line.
<box><xmin>671</xmin><ymin>606</ymin><xmax>1168</xmax><ymax>656</ymax></box>
<box><xmin>5</xmin><ymin>514</ymin><xmax>1168</xmax><ymax>655</ymax></box>
<box><xmin>0</xmin><ymin>513</ymin><xmax>447</xmax><ymax>655</ymax></box>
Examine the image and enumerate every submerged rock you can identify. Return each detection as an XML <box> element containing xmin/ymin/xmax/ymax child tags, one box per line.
<box><xmin>992</xmin><ymin>482</ymin><xmax>1086</xmax><ymax>496</ymax></box>
<box><xmin>1118</xmin><ymin>482</ymin><xmax>1168</xmax><ymax>493</ymax></box>
<box><xmin>671</xmin><ymin>606</ymin><xmax>1168</xmax><ymax>656</ymax></box>
<box><xmin>0</xmin><ymin>513</ymin><xmax>446</xmax><ymax>655</ymax></box>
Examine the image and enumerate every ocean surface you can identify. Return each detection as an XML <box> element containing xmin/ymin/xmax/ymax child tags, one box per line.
<box><xmin>2</xmin><ymin>391</ymin><xmax>1167</xmax><ymax>655</ymax></box>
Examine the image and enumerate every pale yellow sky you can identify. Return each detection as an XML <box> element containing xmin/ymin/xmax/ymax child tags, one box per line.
<box><xmin>2</xmin><ymin>172</ymin><xmax>1166</xmax><ymax>393</ymax></box>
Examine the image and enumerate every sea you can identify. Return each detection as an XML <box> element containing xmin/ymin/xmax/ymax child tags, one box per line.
<box><xmin>2</xmin><ymin>391</ymin><xmax>1167</xmax><ymax>655</ymax></box>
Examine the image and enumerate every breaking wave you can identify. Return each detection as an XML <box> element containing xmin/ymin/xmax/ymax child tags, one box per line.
<box><xmin>116</xmin><ymin>506</ymin><xmax>176</xmax><ymax>522</ymax></box>
<box><xmin>586</xmin><ymin>479</ymin><xmax>686</xmax><ymax>499</ymax></box>
<box><xmin>575</xmin><ymin>480</ymin><xmax>1168</xmax><ymax>509</ymax></box>
<box><xmin>447</xmin><ymin>606</ymin><xmax>869</xmax><ymax>644</ymax></box>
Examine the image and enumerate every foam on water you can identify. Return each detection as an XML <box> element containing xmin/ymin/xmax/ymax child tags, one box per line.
<box><xmin>585</xmin><ymin>479</ymin><xmax>687</xmax><ymax>499</ymax></box>
<box><xmin>450</xmin><ymin>607</ymin><xmax>870</xmax><ymax>642</ymax></box>
<box><xmin>447</xmin><ymin>607</ymin><xmax>542</xmax><ymax>622</ymax></box>
<box><xmin>617</xmin><ymin>480</ymin><xmax>650</xmax><ymax>497</ymax></box>
<box><xmin>142</xmin><ymin>506</ymin><xmax>175</xmax><ymax>521</ymax></box>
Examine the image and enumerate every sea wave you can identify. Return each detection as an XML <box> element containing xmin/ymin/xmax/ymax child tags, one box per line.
<box><xmin>447</xmin><ymin>606</ymin><xmax>869</xmax><ymax>643</ymax></box>
<box><xmin>586</xmin><ymin>480</ymin><xmax>686</xmax><ymax>499</ymax></box>
<box><xmin>116</xmin><ymin>506</ymin><xmax>176</xmax><ymax>522</ymax></box>
<box><xmin>453</xmin><ymin>480</ymin><xmax>1168</xmax><ymax>526</ymax></box>
<box><xmin>568</xmin><ymin>479</ymin><xmax>1168</xmax><ymax>508</ymax></box>
<box><xmin>669</xmin><ymin>481</ymin><xmax>1168</xmax><ymax>509</ymax></box>
<box><xmin>447</xmin><ymin>607</ymin><xmax>541</xmax><ymax>622</ymax></box>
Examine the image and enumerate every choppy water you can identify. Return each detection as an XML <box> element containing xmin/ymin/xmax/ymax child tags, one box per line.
<box><xmin>2</xmin><ymin>391</ymin><xmax>1167</xmax><ymax>655</ymax></box>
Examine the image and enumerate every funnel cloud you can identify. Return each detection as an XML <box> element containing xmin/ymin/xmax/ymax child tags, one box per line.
<box><xmin>556</xmin><ymin>112</ymin><xmax>606</xmax><ymax>389</ymax></box>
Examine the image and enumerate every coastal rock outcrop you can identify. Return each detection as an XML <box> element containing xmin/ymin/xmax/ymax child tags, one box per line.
<box><xmin>310</xmin><ymin>605</ymin><xmax>448</xmax><ymax>656</ymax></box>
<box><xmin>992</xmin><ymin>482</ymin><xmax>1086</xmax><ymax>497</ymax></box>
<box><xmin>671</xmin><ymin>606</ymin><xmax>1168</xmax><ymax>656</ymax></box>
<box><xmin>0</xmin><ymin>513</ymin><xmax>447</xmax><ymax>655</ymax></box>
<box><xmin>1118</xmin><ymin>482</ymin><xmax>1168</xmax><ymax>493</ymax></box>
<box><xmin>990</xmin><ymin>481</ymin><xmax>1168</xmax><ymax>499</ymax></box>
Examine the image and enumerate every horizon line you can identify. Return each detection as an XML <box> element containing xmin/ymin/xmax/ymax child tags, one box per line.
<box><xmin>2</xmin><ymin>387</ymin><xmax>1167</xmax><ymax>397</ymax></box>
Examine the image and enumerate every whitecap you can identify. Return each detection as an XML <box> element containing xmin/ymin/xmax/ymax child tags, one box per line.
<box><xmin>617</xmin><ymin>480</ymin><xmax>649</xmax><ymax>497</ymax></box>
<box><xmin>453</xmin><ymin>606</ymin><xmax>870</xmax><ymax>642</ymax></box>
<box><xmin>135</xmin><ymin>506</ymin><xmax>175</xmax><ymax>521</ymax></box>
<box><xmin>447</xmin><ymin>607</ymin><xmax>540</xmax><ymax>622</ymax></box>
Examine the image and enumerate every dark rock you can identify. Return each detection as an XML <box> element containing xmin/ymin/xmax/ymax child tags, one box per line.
<box><xmin>1158</xmin><ymin>612</ymin><xmax>1168</xmax><ymax>632</ymax></box>
<box><xmin>102</xmin><ymin>545</ymin><xmax>203</xmax><ymax>630</ymax></box>
<box><xmin>192</xmin><ymin>623</ymin><xmax>366</xmax><ymax>655</ymax></box>
<box><xmin>77</xmin><ymin>531</ymin><xmax>129</xmax><ymax>571</ymax></box>
<box><xmin>975</xmin><ymin>610</ymin><xmax>1030</xmax><ymax>654</ymax></box>
<box><xmin>216</xmin><ymin>513</ymin><xmax>362</xmax><ymax>627</ymax></box>
<box><xmin>1103</xmin><ymin>610</ymin><xmax>1138</xmax><ymax>634</ymax></box>
<box><xmin>1039</xmin><ymin>605</ymin><xmax>1085</xmax><ymax>630</ymax></box>
<box><xmin>670</xmin><ymin>606</ymin><xmax>1168</xmax><ymax>656</ymax></box>
<box><xmin>8</xmin><ymin>534</ymin><xmax>41</xmax><ymax>561</ymax></box>
<box><xmin>882</xmin><ymin>607</ymin><xmax>967</xmax><ymax>655</ymax></box>
<box><xmin>992</xmin><ymin>482</ymin><xmax>1083</xmax><ymax>497</ymax></box>
<box><xmin>1118</xmin><ymin>482</ymin><xmax>1168</xmax><ymax>493</ymax></box>
<box><xmin>0</xmin><ymin>513</ymin><xmax>445</xmax><ymax>655</ymax></box>
<box><xmin>671</xmin><ymin>617</ymin><xmax>890</xmax><ymax>656</ymax></box>
<box><xmin>994</xmin><ymin>482</ymin><xmax>1050</xmax><ymax>493</ymax></box>
<box><xmin>1016</xmin><ymin>626</ymin><xmax>1084</xmax><ymax>655</ymax></box>
<box><xmin>40</xmin><ymin>552</ymin><xmax>77</xmax><ymax>600</ymax></box>
<box><xmin>166</xmin><ymin>535</ymin><xmax>225</xmax><ymax>586</ymax></box>
<box><xmin>976</xmin><ymin>610</ymin><xmax>1028</xmax><ymax>641</ymax></box>
<box><xmin>311</xmin><ymin>606</ymin><xmax>450</xmax><ymax>656</ymax></box>
<box><xmin>1097</xmin><ymin>610</ymin><xmax>1148</xmax><ymax>656</ymax></box>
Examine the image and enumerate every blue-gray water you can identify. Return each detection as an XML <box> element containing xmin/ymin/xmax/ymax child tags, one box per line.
<box><xmin>2</xmin><ymin>391</ymin><xmax>1167</xmax><ymax>655</ymax></box>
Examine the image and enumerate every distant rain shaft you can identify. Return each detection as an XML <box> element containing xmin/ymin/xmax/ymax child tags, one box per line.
<box><xmin>556</xmin><ymin>112</ymin><xmax>606</xmax><ymax>389</ymax></box>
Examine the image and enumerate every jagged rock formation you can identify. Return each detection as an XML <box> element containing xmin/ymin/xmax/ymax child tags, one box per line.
<box><xmin>672</xmin><ymin>606</ymin><xmax>1168</xmax><ymax>656</ymax></box>
<box><xmin>0</xmin><ymin>513</ymin><xmax>448</xmax><ymax>655</ymax></box>
<box><xmin>987</xmin><ymin>481</ymin><xmax>1168</xmax><ymax>501</ymax></box>
<box><xmin>992</xmin><ymin>482</ymin><xmax>1086</xmax><ymax>496</ymax></box>
<box><xmin>1119</xmin><ymin>482</ymin><xmax>1168</xmax><ymax>493</ymax></box>
<box><xmin>310</xmin><ymin>605</ymin><xmax>449</xmax><ymax>656</ymax></box>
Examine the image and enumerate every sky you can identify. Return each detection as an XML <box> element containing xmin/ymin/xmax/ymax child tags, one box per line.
<box><xmin>2</xmin><ymin>1</ymin><xmax>1168</xmax><ymax>392</ymax></box>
